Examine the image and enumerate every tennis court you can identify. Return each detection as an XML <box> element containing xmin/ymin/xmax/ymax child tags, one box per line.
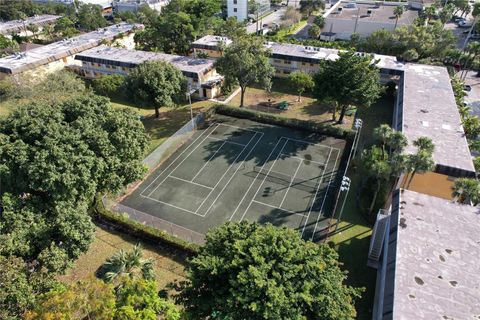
<box><xmin>122</xmin><ymin>114</ymin><xmax>347</xmax><ymax>241</ymax></box>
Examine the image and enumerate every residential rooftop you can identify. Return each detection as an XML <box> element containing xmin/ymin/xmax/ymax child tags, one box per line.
<box><xmin>191</xmin><ymin>35</ymin><xmax>233</xmax><ymax>49</ymax></box>
<box><xmin>398</xmin><ymin>64</ymin><xmax>475</xmax><ymax>175</ymax></box>
<box><xmin>326</xmin><ymin>1</ymin><xmax>418</xmax><ymax>25</ymax></box>
<box><xmin>0</xmin><ymin>14</ymin><xmax>61</xmax><ymax>35</ymax></box>
<box><xmin>0</xmin><ymin>23</ymin><xmax>142</xmax><ymax>75</ymax></box>
<box><xmin>382</xmin><ymin>190</ymin><xmax>480</xmax><ymax>319</ymax></box>
<box><xmin>75</xmin><ymin>45</ymin><xmax>216</xmax><ymax>76</ymax></box>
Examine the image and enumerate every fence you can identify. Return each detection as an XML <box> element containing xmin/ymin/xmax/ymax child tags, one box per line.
<box><xmin>102</xmin><ymin>197</ymin><xmax>206</xmax><ymax>245</ymax></box>
<box><xmin>143</xmin><ymin>112</ymin><xmax>205</xmax><ymax>170</ymax></box>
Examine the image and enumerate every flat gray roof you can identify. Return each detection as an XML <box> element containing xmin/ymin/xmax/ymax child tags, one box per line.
<box><xmin>391</xmin><ymin>190</ymin><xmax>480</xmax><ymax>319</ymax></box>
<box><xmin>401</xmin><ymin>64</ymin><xmax>475</xmax><ymax>173</ymax></box>
<box><xmin>0</xmin><ymin>14</ymin><xmax>61</xmax><ymax>35</ymax></box>
<box><xmin>326</xmin><ymin>1</ymin><xmax>418</xmax><ymax>25</ymax></box>
<box><xmin>75</xmin><ymin>46</ymin><xmax>215</xmax><ymax>76</ymax></box>
<box><xmin>0</xmin><ymin>23</ymin><xmax>142</xmax><ymax>75</ymax></box>
<box><xmin>192</xmin><ymin>35</ymin><xmax>233</xmax><ymax>49</ymax></box>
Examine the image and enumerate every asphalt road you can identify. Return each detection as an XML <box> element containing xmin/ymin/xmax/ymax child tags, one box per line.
<box><xmin>246</xmin><ymin>7</ymin><xmax>287</xmax><ymax>34</ymax></box>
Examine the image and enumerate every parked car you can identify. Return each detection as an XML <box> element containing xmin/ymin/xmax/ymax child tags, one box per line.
<box><xmin>453</xmin><ymin>15</ymin><xmax>465</xmax><ymax>23</ymax></box>
<box><xmin>464</xmin><ymin>84</ymin><xmax>472</xmax><ymax>92</ymax></box>
<box><xmin>459</xmin><ymin>20</ymin><xmax>473</xmax><ymax>28</ymax></box>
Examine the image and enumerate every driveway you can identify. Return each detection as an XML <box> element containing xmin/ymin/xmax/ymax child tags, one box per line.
<box><xmin>246</xmin><ymin>7</ymin><xmax>287</xmax><ymax>34</ymax></box>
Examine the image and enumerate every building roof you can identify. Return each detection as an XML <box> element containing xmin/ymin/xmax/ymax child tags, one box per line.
<box><xmin>0</xmin><ymin>14</ymin><xmax>61</xmax><ymax>35</ymax></box>
<box><xmin>75</xmin><ymin>45</ymin><xmax>216</xmax><ymax>76</ymax></box>
<box><xmin>388</xmin><ymin>189</ymin><xmax>480</xmax><ymax>319</ymax></box>
<box><xmin>325</xmin><ymin>1</ymin><xmax>418</xmax><ymax>25</ymax></box>
<box><xmin>400</xmin><ymin>64</ymin><xmax>475</xmax><ymax>174</ymax></box>
<box><xmin>192</xmin><ymin>35</ymin><xmax>233</xmax><ymax>50</ymax></box>
<box><xmin>0</xmin><ymin>23</ymin><xmax>142</xmax><ymax>75</ymax></box>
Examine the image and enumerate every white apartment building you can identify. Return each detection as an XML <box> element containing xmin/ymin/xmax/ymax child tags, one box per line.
<box><xmin>227</xmin><ymin>0</ymin><xmax>270</xmax><ymax>22</ymax></box>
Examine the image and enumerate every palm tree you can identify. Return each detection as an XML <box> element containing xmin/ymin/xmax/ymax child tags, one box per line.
<box><xmin>361</xmin><ymin>146</ymin><xmax>392</xmax><ymax>213</ymax></box>
<box><xmin>102</xmin><ymin>244</ymin><xmax>155</xmax><ymax>284</ymax></box>
<box><xmin>405</xmin><ymin>150</ymin><xmax>435</xmax><ymax>188</ymax></box>
<box><xmin>452</xmin><ymin>178</ymin><xmax>480</xmax><ymax>205</ymax></box>
<box><xmin>373</xmin><ymin>124</ymin><xmax>393</xmax><ymax>159</ymax></box>
<box><xmin>393</xmin><ymin>5</ymin><xmax>405</xmax><ymax>29</ymax></box>
<box><xmin>386</xmin><ymin>131</ymin><xmax>408</xmax><ymax>155</ymax></box>
<box><xmin>413</xmin><ymin>136</ymin><xmax>434</xmax><ymax>154</ymax></box>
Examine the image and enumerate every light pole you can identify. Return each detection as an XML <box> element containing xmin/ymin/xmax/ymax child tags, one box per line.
<box><xmin>352</xmin><ymin>118</ymin><xmax>363</xmax><ymax>159</ymax></box>
<box><xmin>186</xmin><ymin>84</ymin><xmax>197</xmax><ymax>128</ymax></box>
<box><xmin>334</xmin><ymin>176</ymin><xmax>351</xmax><ymax>233</ymax></box>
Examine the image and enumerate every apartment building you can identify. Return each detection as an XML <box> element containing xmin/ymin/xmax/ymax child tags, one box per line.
<box><xmin>227</xmin><ymin>0</ymin><xmax>270</xmax><ymax>21</ymax></box>
<box><xmin>0</xmin><ymin>14</ymin><xmax>61</xmax><ymax>36</ymax></box>
<box><xmin>0</xmin><ymin>23</ymin><xmax>142</xmax><ymax>80</ymax></box>
<box><xmin>74</xmin><ymin>46</ymin><xmax>223</xmax><ymax>99</ymax></box>
<box><xmin>113</xmin><ymin>0</ymin><xmax>170</xmax><ymax>13</ymax></box>
<box><xmin>191</xmin><ymin>35</ymin><xmax>233</xmax><ymax>58</ymax></box>
<box><xmin>322</xmin><ymin>1</ymin><xmax>418</xmax><ymax>41</ymax></box>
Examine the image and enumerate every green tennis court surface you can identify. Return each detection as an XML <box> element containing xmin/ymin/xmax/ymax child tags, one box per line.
<box><xmin>122</xmin><ymin>114</ymin><xmax>348</xmax><ymax>241</ymax></box>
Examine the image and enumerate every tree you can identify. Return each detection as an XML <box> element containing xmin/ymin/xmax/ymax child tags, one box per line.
<box><xmin>116</xmin><ymin>278</ymin><xmax>180</xmax><ymax>320</ymax></box>
<box><xmin>177</xmin><ymin>221</ymin><xmax>361</xmax><ymax>320</ymax></box>
<box><xmin>439</xmin><ymin>3</ymin><xmax>455</xmax><ymax>25</ymax></box>
<box><xmin>361</xmin><ymin>146</ymin><xmax>392</xmax><ymax>213</ymax></box>
<box><xmin>92</xmin><ymin>74</ymin><xmax>126</xmax><ymax>97</ymax></box>
<box><xmin>299</xmin><ymin>0</ymin><xmax>325</xmax><ymax>17</ymax></box>
<box><xmin>308</xmin><ymin>24</ymin><xmax>321</xmax><ymax>39</ymax></box>
<box><xmin>25</xmin><ymin>278</ymin><xmax>116</xmax><ymax>320</ymax></box>
<box><xmin>214</xmin><ymin>17</ymin><xmax>247</xmax><ymax>39</ymax></box>
<box><xmin>0</xmin><ymin>256</ymin><xmax>35</xmax><ymax>320</ymax></box>
<box><xmin>125</xmin><ymin>60</ymin><xmax>186</xmax><ymax>118</ymax></box>
<box><xmin>77</xmin><ymin>3</ymin><xmax>107</xmax><ymax>31</ymax></box>
<box><xmin>313</xmin><ymin>51</ymin><xmax>382</xmax><ymax>123</ymax></box>
<box><xmin>288</xmin><ymin>71</ymin><xmax>314</xmax><ymax>102</ymax></box>
<box><xmin>405</xmin><ymin>138</ymin><xmax>435</xmax><ymax>188</ymax></box>
<box><xmin>102</xmin><ymin>245</ymin><xmax>155</xmax><ymax>284</ymax></box>
<box><xmin>313</xmin><ymin>15</ymin><xmax>325</xmax><ymax>28</ymax></box>
<box><xmin>214</xmin><ymin>36</ymin><xmax>274</xmax><ymax>108</ymax></box>
<box><xmin>0</xmin><ymin>34</ymin><xmax>19</xmax><ymax>57</ymax></box>
<box><xmin>424</xmin><ymin>5</ymin><xmax>437</xmax><ymax>25</ymax></box>
<box><xmin>393</xmin><ymin>5</ymin><xmax>404</xmax><ymax>29</ymax></box>
<box><xmin>283</xmin><ymin>6</ymin><xmax>302</xmax><ymax>24</ymax></box>
<box><xmin>374</xmin><ymin>124</ymin><xmax>393</xmax><ymax>159</ymax></box>
<box><xmin>452</xmin><ymin>178</ymin><xmax>480</xmax><ymax>205</ymax></box>
<box><xmin>53</xmin><ymin>16</ymin><xmax>78</xmax><ymax>38</ymax></box>
<box><xmin>27</xmin><ymin>23</ymin><xmax>39</xmax><ymax>40</ymax></box>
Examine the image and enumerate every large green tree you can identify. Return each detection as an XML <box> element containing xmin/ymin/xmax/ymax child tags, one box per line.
<box><xmin>452</xmin><ymin>178</ymin><xmax>480</xmax><ymax>205</ymax></box>
<box><xmin>313</xmin><ymin>51</ymin><xmax>382</xmax><ymax>123</ymax></box>
<box><xmin>288</xmin><ymin>71</ymin><xmax>314</xmax><ymax>102</ymax></box>
<box><xmin>177</xmin><ymin>221</ymin><xmax>361</xmax><ymax>320</ymax></box>
<box><xmin>125</xmin><ymin>60</ymin><xmax>187</xmax><ymax>118</ymax></box>
<box><xmin>77</xmin><ymin>3</ymin><xmax>107</xmax><ymax>31</ymax></box>
<box><xmin>214</xmin><ymin>37</ymin><xmax>274</xmax><ymax>108</ymax></box>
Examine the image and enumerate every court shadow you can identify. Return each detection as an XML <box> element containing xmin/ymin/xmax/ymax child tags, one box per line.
<box><xmin>256</xmin><ymin>208</ymin><xmax>299</xmax><ymax>227</ymax></box>
<box><xmin>200</xmin><ymin>115</ymin><xmax>336</xmax><ymax>167</ymax></box>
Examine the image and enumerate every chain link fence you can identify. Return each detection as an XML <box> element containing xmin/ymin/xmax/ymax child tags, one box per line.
<box><xmin>103</xmin><ymin>197</ymin><xmax>206</xmax><ymax>245</ymax></box>
<box><xmin>143</xmin><ymin>113</ymin><xmax>205</xmax><ymax>170</ymax></box>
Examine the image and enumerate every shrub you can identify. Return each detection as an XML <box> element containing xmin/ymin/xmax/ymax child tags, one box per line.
<box><xmin>92</xmin><ymin>74</ymin><xmax>126</xmax><ymax>98</ymax></box>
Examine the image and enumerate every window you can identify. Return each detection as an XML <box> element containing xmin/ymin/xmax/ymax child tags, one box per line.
<box><xmin>274</xmin><ymin>59</ymin><xmax>282</xmax><ymax>63</ymax></box>
<box><xmin>284</xmin><ymin>60</ymin><xmax>291</xmax><ymax>65</ymax></box>
<box><xmin>233</xmin><ymin>0</ymin><xmax>237</xmax><ymax>3</ymax></box>
<box><xmin>302</xmin><ymin>62</ymin><xmax>306</xmax><ymax>65</ymax></box>
<box><xmin>233</xmin><ymin>7</ymin><xmax>237</xmax><ymax>12</ymax></box>
<box><xmin>310</xmin><ymin>63</ymin><xmax>314</xmax><ymax>66</ymax></box>
<box><xmin>283</xmin><ymin>70</ymin><xmax>290</xmax><ymax>74</ymax></box>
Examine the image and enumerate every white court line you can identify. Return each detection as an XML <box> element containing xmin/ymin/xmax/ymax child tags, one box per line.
<box><xmin>202</xmin><ymin>132</ymin><xmax>265</xmax><ymax>218</ymax></box>
<box><xmin>252</xmin><ymin>200</ymin><xmax>308</xmax><ymax>218</ymax></box>
<box><xmin>229</xmin><ymin>137</ymin><xmax>286</xmax><ymax>221</ymax></box>
<box><xmin>283</xmin><ymin>136</ymin><xmax>340</xmax><ymax>152</ymax></box>
<box><xmin>279</xmin><ymin>153</ymin><xmax>326</xmax><ymax>166</ymax></box>
<box><xmin>145</xmin><ymin>124</ymin><xmax>221</xmax><ymax>197</ymax></box>
<box><xmin>194</xmin><ymin>131</ymin><xmax>258</xmax><ymax>215</ymax></box>
<box><xmin>140</xmin><ymin>194</ymin><xmax>199</xmax><ymax>215</ymax></box>
<box><xmin>300</xmin><ymin>147</ymin><xmax>332</xmax><ymax>237</ymax></box>
<box><xmin>239</xmin><ymin>139</ymin><xmax>290</xmax><ymax>222</ymax></box>
<box><xmin>168</xmin><ymin>175</ymin><xmax>213</xmax><ymax>190</ymax></box>
<box><xmin>191</xmin><ymin>141</ymin><xmax>227</xmax><ymax>182</ymax></box>
<box><xmin>140</xmin><ymin>123</ymin><xmax>218</xmax><ymax>196</ymax></box>
<box><xmin>217</xmin><ymin>122</ymin><xmax>263</xmax><ymax>135</ymax></box>
<box><xmin>206</xmin><ymin>136</ymin><xmax>246</xmax><ymax>147</ymax></box>
<box><xmin>309</xmin><ymin>148</ymin><xmax>341</xmax><ymax>240</ymax></box>
<box><xmin>279</xmin><ymin>158</ymin><xmax>303</xmax><ymax>208</ymax></box>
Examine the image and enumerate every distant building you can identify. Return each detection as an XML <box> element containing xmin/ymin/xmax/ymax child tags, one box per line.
<box><xmin>0</xmin><ymin>23</ymin><xmax>142</xmax><ymax>80</ymax></box>
<box><xmin>227</xmin><ymin>0</ymin><xmax>270</xmax><ymax>22</ymax></box>
<box><xmin>191</xmin><ymin>35</ymin><xmax>233</xmax><ymax>58</ymax></box>
<box><xmin>322</xmin><ymin>1</ymin><xmax>418</xmax><ymax>41</ymax></box>
<box><xmin>74</xmin><ymin>46</ymin><xmax>223</xmax><ymax>99</ymax></box>
<box><xmin>0</xmin><ymin>14</ymin><xmax>61</xmax><ymax>36</ymax></box>
<box><xmin>113</xmin><ymin>0</ymin><xmax>170</xmax><ymax>13</ymax></box>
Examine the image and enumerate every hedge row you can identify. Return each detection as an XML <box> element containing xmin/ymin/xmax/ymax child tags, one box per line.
<box><xmin>211</xmin><ymin>105</ymin><xmax>355</xmax><ymax>140</ymax></box>
<box><xmin>91</xmin><ymin>195</ymin><xmax>200</xmax><ymax>255</ymax></box>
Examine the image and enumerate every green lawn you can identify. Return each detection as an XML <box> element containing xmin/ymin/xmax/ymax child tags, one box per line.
<box><xmin>109</xmin><ymin>97</ymin><xmax>215</xmax><ymax>154</ymax></box>
<box><xmin>329</xmin><ymin>95</ymin><xmax>394</xmax><ymax>320</ymax></box>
